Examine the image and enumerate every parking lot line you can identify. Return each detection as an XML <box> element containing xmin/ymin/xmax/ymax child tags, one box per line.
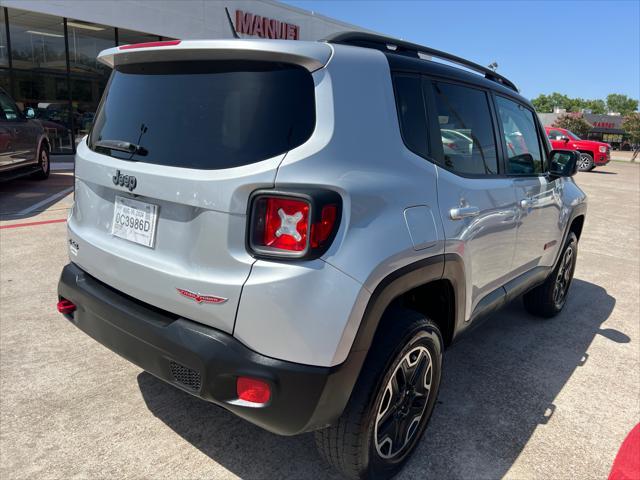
<box><xmin>0</xmin><ymin>218</ymin><xmax>67</xmax><ymax>230</ymax></box>
<box><xmin>17</xmin><ymin>186</ymin><xmax>74</xmax><ymax>216</ymax></box>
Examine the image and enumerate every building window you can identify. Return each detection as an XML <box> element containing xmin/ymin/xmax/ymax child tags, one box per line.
<box><xmin>1</xmin><ymin>8</ymin><xmax>8</xmax><ymax>68</ymax></box>
<box><xmin>67</xmin><ymin>20</ymin><xmax>115</xmax><ymax>141</ymax></box>
<box><xmin>117</xmin><ymin>28</ymin><xmax>161</xmax><ymax>46</ymax></box>
<box><xmin>1</xmin><ymin>8</ymin><xmax>9</xmax><ymax>93</ymax></box>
<box><xmin>68</xmin><ymin>20</ymin><xmax>114</xmax><ymax>75</ymax></box>
<box><xmin>7</xmin><ymin>8</ymin><xmax>73</xmax><ymax>153</ymax></box>
<box><xmin>1</xmin><ymin>8</ymin><xmax>169</xmax><ymax>154</ymax></box>
<box><xmin>8</xmin><ymin>9</ymin><xmax>66</xmax><ymax>71</ymax></box>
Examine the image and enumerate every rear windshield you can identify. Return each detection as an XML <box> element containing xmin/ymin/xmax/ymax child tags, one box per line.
<box><xmin>89</xmin><ymin>60</ymin><xmax>315</xmax><ymax>169</ymax></box>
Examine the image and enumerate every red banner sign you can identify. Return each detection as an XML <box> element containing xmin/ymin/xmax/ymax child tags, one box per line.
<box><xmin>592</xmin><ymin>121</ymin><xmax>616</xmax><ymax>129</ymax></box>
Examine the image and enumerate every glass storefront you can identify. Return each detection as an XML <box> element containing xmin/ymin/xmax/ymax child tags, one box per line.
<box><xmin>1</xmin><ymin>9</ymin><xmax>11</xmax><ymax>92</ymax></box>
<box><xmin>0</xmin><ymin>6</ymin><xmax>168</xmax><ymax>154</ymax></box>
<box><xmin>586</xmin><ymin>131</ymin><xmax>628</xmax><ymax>150</ymax></box>
<box><xmin>117</xmin><ymin>28</ymin><xmax>162</xmax><ymax>46</ymax></box>
<box><xmin>67</xmin><ymin>21</ymin><xmax>114</xmax><ymax>140</ymax></box>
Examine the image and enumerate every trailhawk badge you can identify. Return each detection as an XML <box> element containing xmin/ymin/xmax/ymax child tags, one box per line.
<box><xmin>176</xmin><ymin>288</ymin><xmax>227</xmax><ymax>304</ymax></box>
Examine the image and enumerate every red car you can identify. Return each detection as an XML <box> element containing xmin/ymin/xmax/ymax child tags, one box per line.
<box><xmin>545</xmin><ymin>126</ymin><xmax>610</xmax><ymax>171</ymax></box>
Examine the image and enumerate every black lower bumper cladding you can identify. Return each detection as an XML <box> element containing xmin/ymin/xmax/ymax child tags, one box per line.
<box><xmin>57</xmin><ymin>263</ymin><xmax>360</xmax><ymax>435</ymax></box>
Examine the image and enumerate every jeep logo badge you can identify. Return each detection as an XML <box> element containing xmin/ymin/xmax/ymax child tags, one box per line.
<box><xmin>112</xmin><ymin>170</ymin><xmax>137</xmax><ymax>191</ymax></box>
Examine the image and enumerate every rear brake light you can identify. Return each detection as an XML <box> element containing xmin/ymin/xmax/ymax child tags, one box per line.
<box><xmin>248</xmin><ymin>191</ymin><xmax>341</xmax><ymax>259</ymax></box>
<box><xmin>118</xmin><ymin>40</ymin><xmax>181</xmax><ymax>50</ymax></box>
<box><xmin>57</xmin><ymin>298</ymin><xmax>76</xmax><ymax>314</ymax></box>
<box><xmin>237</xmin><ymin>377</ymin><xmax>271</xmax><ymax>404</ymax></box>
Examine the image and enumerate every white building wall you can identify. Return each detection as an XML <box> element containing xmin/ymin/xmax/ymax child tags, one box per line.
<box><xmin>0</xmin><ymin>0</ymin><xmax>371</xmax><ymax>40</ymax></box>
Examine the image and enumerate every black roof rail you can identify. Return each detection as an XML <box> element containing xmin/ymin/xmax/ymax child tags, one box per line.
<box><xmin>324</xmin><ymin>32</ymin><xmax>518</xmax><ymax>93</ymax></box>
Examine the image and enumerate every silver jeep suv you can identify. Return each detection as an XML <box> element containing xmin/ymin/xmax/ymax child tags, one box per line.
<box><xmin>58</xmin><ymin>33</ymin><xmax>587</xmax><ymax>479</ymax></box>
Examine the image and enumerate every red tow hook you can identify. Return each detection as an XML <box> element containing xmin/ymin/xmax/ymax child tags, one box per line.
<box><xmin>57</xmin><ymin>298</ymin><xmax>76</xmax><ymax>314</ymax></box>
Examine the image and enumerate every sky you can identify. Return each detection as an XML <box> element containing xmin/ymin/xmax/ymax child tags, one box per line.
<box><xmin>283</xmin><ymin>0</ymin><xmax>640</xmax><ymax>102</ymax></box>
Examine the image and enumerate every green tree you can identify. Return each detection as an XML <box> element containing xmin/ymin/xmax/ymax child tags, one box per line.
<box><xmin>583</xmin><ymin>99</ymin><xmax>606</xmax><ymax>114</ymax></box>
<box><xmin>531</xmin><ymin>94</ymin><xmax>551</xmax><ymax>113</ymax></box>
<box><xmin>531</xmin><ymin>92</ymin><xmax>575</xmax><ymax>113</ymax></box>
<box><xmin>532</xmin><ymin>93</ymin><xmax>637</xmax><ymax>115</ymax></box>
<box><xmin>606</xmin><ymin>94</ymin><xmax>639</xmax><ymax>115</ymax></box>
<box><xmin>552</xmin><ymin>113</ymin><xmax>592</xmax><ymax>138</ymax></box>
<box><xmin>622</xmin><ymin>113</ymin><xmax>640</xmax><ymax>162</ymax></box>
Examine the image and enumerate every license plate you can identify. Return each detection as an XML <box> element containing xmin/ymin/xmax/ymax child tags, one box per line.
<box><xmin>111</xmin><ymin>196</ymin><xmax>158</xmax><ymax>248</ymax></box>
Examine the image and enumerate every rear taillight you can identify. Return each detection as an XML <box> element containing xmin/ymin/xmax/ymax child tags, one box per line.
<box><xmin>57</xmin><ymin>298</ymin><xmax>76</xmax><ymax>314</ymax></box>
<box><xmin>262</xmin><ymin>197</ymin><xmax>310</xmax><ymax>252</ymax></box>
<box><xmin>248</xmin><ymin>190</ymin><xmax>341</xmax><ymax>259</ymax></box>
<box><xmin>311</xmin><ymin>205</ymin><xmax>338</xmax><ymax>248</ymax></box>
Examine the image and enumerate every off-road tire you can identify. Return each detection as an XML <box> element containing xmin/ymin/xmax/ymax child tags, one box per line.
<box><xmin>577</xmin><ymin>152</ymin><xmax>594</xmax><ymax>172</ymax></box>
<box><xmin>315</xmin><ymin>308</ymin><xmax>443</xmax><ymax>479</ymax></box>
<box><xmin>31</xmin><ymin>144</ymin><xmax>50</xmax><ymax>180</ymax></box>
<box><xmin>523</xmin><ymin>232</ymin><xmax>578</xmax><ymax>318</ymax></box>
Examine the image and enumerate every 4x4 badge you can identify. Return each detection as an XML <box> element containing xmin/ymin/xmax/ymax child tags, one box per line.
<box><xmin>176</xmin><ymin>288</ymin><xmax>227</xmax><ymax>304</ymax></box>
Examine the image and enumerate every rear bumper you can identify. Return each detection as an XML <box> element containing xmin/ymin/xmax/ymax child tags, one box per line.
<box><xmin>58</xmin><ymin>263</ymin><xmax>362</xmax><ymax>435</ymax></box>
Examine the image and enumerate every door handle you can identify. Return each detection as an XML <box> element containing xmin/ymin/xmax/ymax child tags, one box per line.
<box><xmin>449</xmin><ymin>206</ymin><xmax>480</xmax><ymax>220</ymax></box>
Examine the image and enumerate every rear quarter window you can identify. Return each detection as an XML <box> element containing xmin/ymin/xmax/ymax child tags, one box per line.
<box><xmin>89</xmin><ymin>60</ymin><xmax>315</xmax><ymax>169</ymax></box>
<box><xmin>392</xmin><ymin>74</ymin><xmax>429</xmax><ymax>158</ymax></box>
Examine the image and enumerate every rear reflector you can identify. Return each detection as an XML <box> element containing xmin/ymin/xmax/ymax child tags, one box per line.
<box><xmin>57</xmin><ymin>298</ymin><xmax>76</xmax><ymax>314</ymax></box>
<box><xmin>237</xmin><ymin>377</ymin><xmax>271</xmax><ymax>404</ymax></box>
<box><xmin>119</xmin><ymin>40</ymin><xmax>181</xmax><ymax>50</ymax></box>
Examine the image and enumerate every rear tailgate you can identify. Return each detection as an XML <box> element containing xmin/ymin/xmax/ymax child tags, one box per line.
<box><xmin>68</xmin><ymin>40</ymin><xmax>329</xmax><ymax>333</ymax></box>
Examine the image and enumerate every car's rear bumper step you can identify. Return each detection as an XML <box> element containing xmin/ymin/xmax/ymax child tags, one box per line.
<box><xmin>57</xmin><ymin>262</ymin><xmax>359</xmax><ymax>435</ymax></box>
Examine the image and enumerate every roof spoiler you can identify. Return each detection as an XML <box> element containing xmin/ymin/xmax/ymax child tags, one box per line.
<box><xmin>97</xmin><ymin>39</ymin><xmax>332</xmax><ymax>72</ymax></box>
<box><xmin>325</xmin><ymin>32</ymin><xmax>518</xmax><ymax>92</ymax></box>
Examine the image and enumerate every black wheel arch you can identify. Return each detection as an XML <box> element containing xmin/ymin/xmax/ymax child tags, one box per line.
<box><xmin>324</xmin><ymin>254</ymin><xmax>463</xmax><ymax>431</ymax></box>
<box><xmin>38</xmin><ymin>135</ymin><xmax>51</xmax><ymax>156</ymax></box>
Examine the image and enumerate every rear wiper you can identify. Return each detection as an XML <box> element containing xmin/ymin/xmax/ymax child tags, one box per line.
<box><xmin>94</xmin><ymin>139</ymin><xmax>148</xmax><ymax>157</ymax></box>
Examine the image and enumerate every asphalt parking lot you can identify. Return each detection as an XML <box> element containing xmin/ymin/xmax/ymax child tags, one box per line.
<box><xmin>1</xmin><ymin>162</ymin><xmax>638</xmax><ymax>479</ymax></box>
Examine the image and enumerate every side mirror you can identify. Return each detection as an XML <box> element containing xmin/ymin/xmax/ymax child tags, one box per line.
<box><xmin>25</xmin><ymin>107</ymin><xmax>35</xmax><ymax>119</ymax></box>
<box><xmin>549</xmin><ymin>150</ymin><xmax>578</xmax><ymax>177</ymax></box>
<box><xmin>560</xmin><ymin>135</ymin><xmax>570</xmax><ymax>143</ymax></box>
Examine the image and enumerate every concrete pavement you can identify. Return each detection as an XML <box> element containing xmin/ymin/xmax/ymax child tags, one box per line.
<box><xmin>0</xmin><ymin>163</ymin><xmax>638</xmax><ymax>479</ymax></box>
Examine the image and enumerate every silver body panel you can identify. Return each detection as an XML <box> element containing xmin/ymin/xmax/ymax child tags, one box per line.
<box><xmin>435</xmin><ymin>167</ymin><xmax>519</xmax><ymax>319</ymax></box>
<box><xmin>69</xmin><ymin>40</ymin><xmax>587</xmax><ymax>368</ymax></box>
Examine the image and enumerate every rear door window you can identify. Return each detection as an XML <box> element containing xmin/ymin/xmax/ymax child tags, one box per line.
<box><xmin>495</xmin><ymin>96</ymin><xmax>545</xmax><ymax>174</ymax></box>
<box><xmin>89</xmin><ymin>61</ymin><xmax>315</xmax><ymax>169</ymax></box>
<box><xmin>432</xmin><ymin>82</ymin><xmax>498</xmax><ymax>175</ymax></box>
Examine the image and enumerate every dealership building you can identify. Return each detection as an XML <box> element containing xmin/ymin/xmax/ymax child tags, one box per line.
<box><xmin>0</xmin><ymin>0</ymin><xmax>368</xmax><ymax>154</ymax></box>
